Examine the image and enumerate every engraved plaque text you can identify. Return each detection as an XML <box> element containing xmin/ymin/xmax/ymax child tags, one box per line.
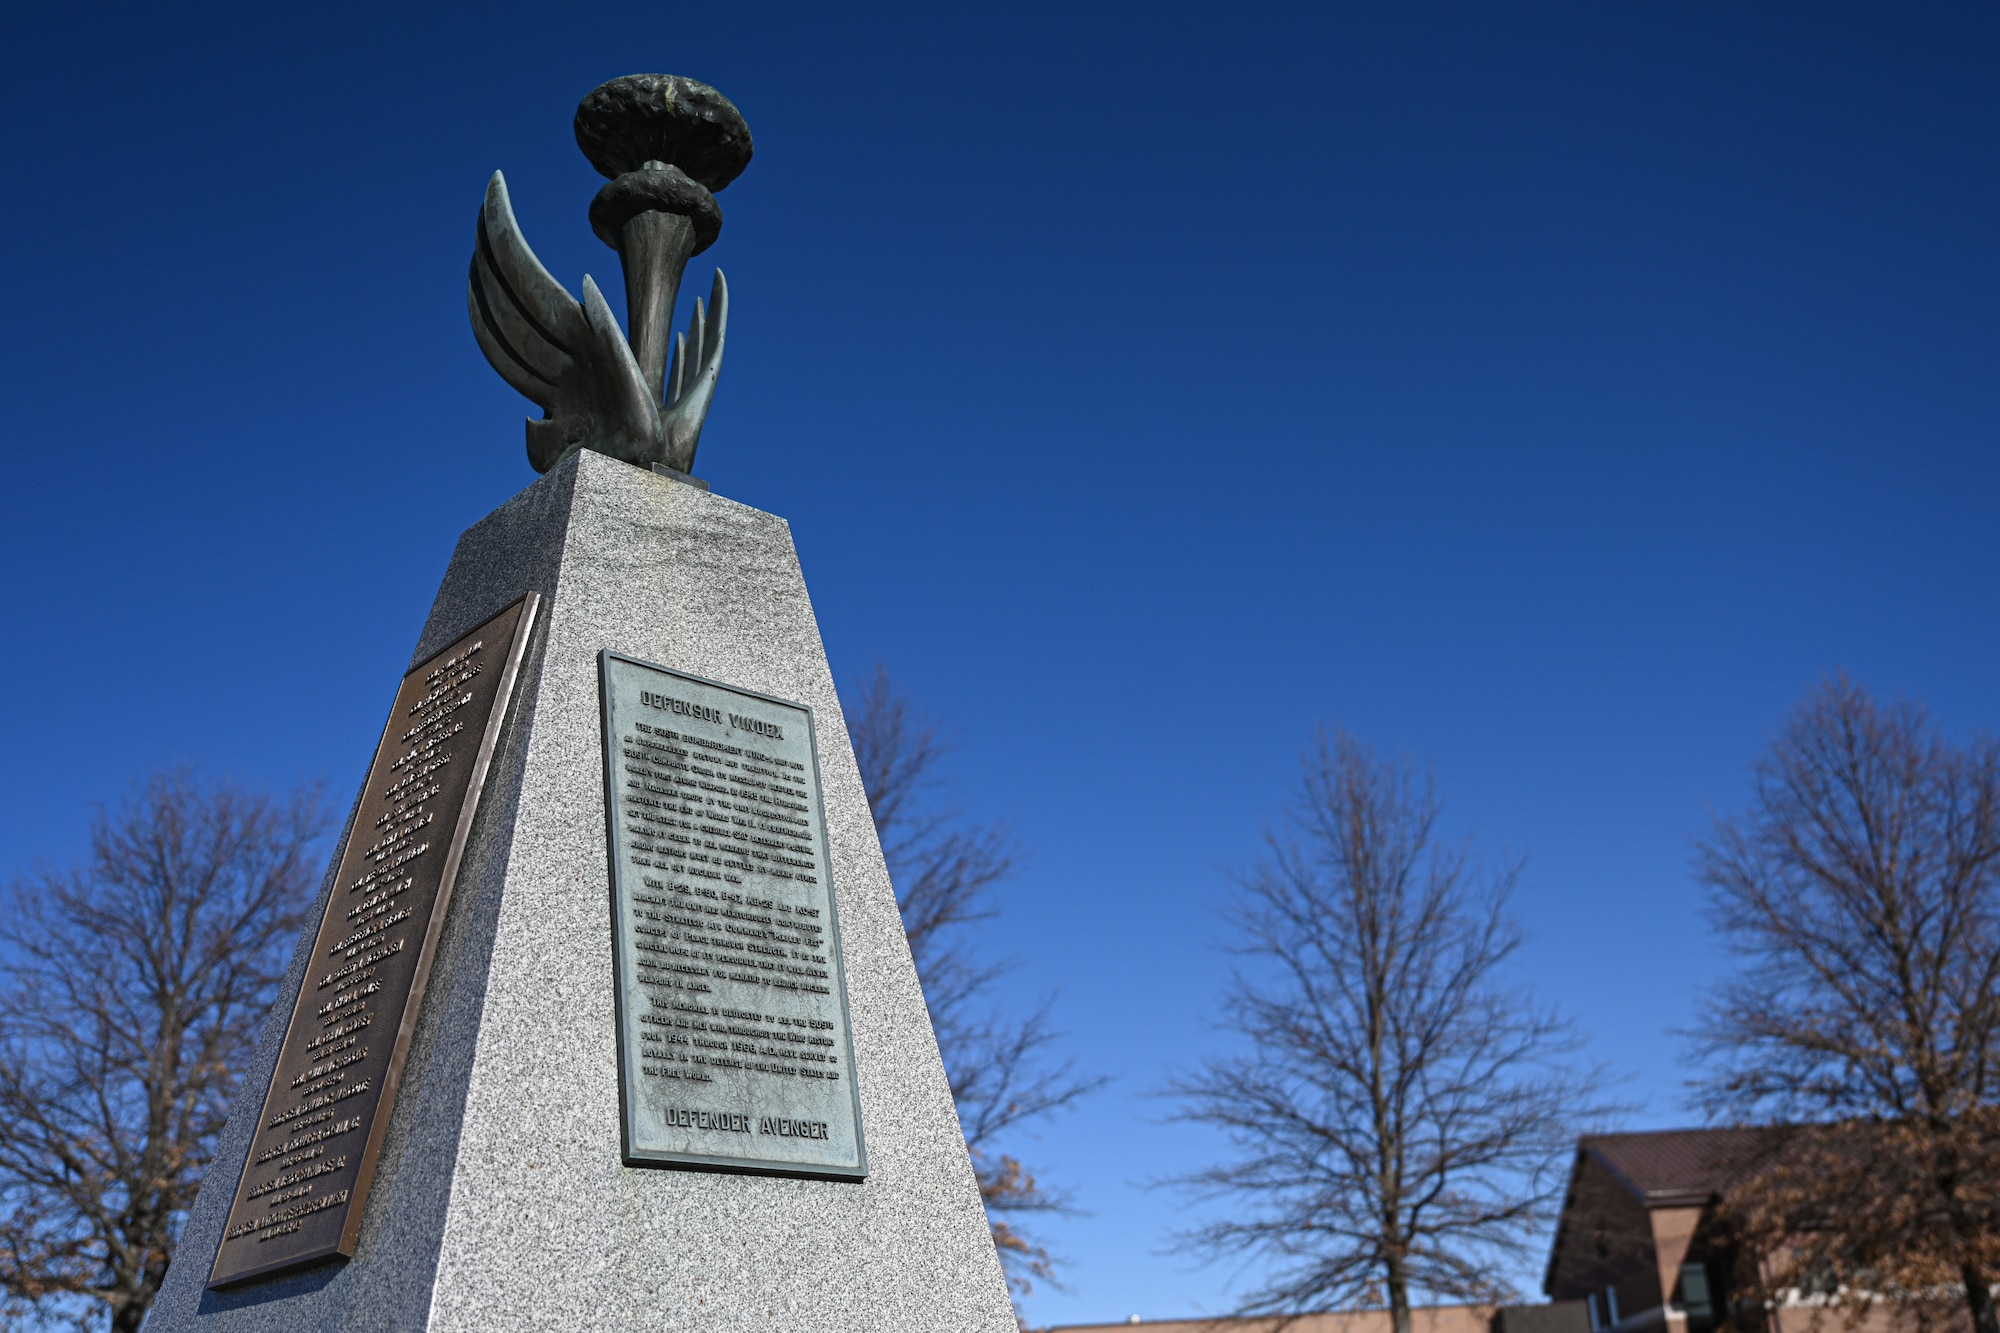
<box><xmin>208</xmin><ymin>595</ymin><xmax>539</xmax><ymax>1286</ymax></box>
<box><xmin>600</xmin><ymin>652</ymin><xmax>866</xmax><ymax>1178</ymax></box>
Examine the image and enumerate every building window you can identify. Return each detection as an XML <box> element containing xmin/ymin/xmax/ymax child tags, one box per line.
<box><xmin>1798</xmin><ymin>1257</ymin><xmax>1837</xmax><ymax>1298</ymax></box>
<box><xmin>1680</xmin><ymin>1263</ymin><xmax>1713</xmax><ymax>1327</ymax></box>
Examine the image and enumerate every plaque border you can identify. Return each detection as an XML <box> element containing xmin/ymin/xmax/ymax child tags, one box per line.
<box><xmin>207</xmin><ymin>592</ymin><xmax>542</xmax><ymax>1288</ymax></box>
<box><xmin>598</xmin><ymin>650</ymin><xmax>869</xmax><ymax>1182</ymax></box>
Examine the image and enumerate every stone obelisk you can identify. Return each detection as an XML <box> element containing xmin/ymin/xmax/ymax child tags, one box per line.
<box><xmin>145</xmin><ymin>76</ymin><xmax>1015</xmax><ymax>1332</ymax></box>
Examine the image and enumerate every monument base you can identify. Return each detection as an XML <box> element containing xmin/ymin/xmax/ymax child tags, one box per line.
<box><xmin>648</xmin><ymin>461</ymin><xmax>711</xmax><ymax>490</ymax></box>
<box><xmin>147</xmin><ymin>448</ymin><xmax>1013</xmax><ymax>1331</ymax></box>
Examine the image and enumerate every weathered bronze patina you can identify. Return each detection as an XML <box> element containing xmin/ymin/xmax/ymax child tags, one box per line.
<box><xmin>207</xmin><ymin>595</ymin><xmax>540</xmax><ymax>1288</ymax></box>
<box><xmin>468</xmin><ymin>75</ymin><xmax>752</xmax><ymax>481</ymax></box>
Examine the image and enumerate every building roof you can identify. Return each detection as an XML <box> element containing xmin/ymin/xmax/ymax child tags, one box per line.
<box><xmin>1543</xmin><ymin>1124</ymin><xmax>1867</xmax><ymax>1296</ymax></box>
<box><xmin>1543</xmin><ymin>1128</ymin><xmax>1780</xmax><ymax>1296</ymax></box>
<box><xmin>1580</xmin><ymin>1127</ymin><xmax>1778</xmax><ymax>1208</ymax></box>
<box><xmin>1578</xmin><ymin>1126</ymin><xmax>1784</xmax><ymax>1208</ymax></box>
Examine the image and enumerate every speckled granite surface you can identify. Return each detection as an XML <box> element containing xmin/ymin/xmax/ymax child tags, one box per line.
<box><xmin>147</xmin><ymin>450</ymin><xmax>1013</xmax><ymax>1331</ymax></box>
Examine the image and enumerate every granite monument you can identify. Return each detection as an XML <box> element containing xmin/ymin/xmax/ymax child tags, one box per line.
<box><xmin>145</xmin><ymin>74</ymin><xmax>1014</xmax><ymax>1332</ymax></box>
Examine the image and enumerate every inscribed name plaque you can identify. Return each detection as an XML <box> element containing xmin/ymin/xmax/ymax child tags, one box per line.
<box><xmin>599</xmin><ymin>652</ymin><xmax>867</xmax><ymax>1179</ymax></box>
<box><xmin>207</xmin><ymin>595</ymin><xmax>540</xmax><ymax>1287</ymax></box>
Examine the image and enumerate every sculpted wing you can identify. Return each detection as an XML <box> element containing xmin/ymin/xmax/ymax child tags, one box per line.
<box><xmin>468</xmin><ymin>172</ymin><xmax>587</xmax><ymax>412</ymax></box>
<box><xmin>469</xmin><ymin>172</ymin><xmax>662</xmax><ymax>473</ymax></box>
<box><xmin>660</xmin><ymin>269</ymin><xmax>728</xmax><ymax>474</ymax></box>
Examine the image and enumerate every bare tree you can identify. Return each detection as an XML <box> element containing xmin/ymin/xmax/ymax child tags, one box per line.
<box><xmin>0</xmin><ymin>770</ymin><xmax>327</xmax><ymax>1332</ymax></box>
<box><xmin>845</xmin><ymin>666</ymin><xmax>1103</xmax><ymax>1304</ymax></box>
<box><xmin>1166</xmin><ymin>728</ymin><xmax>1603</xmax><ymax>1333</ymax></box>
<box><xmin>1693</xmin><ymin>676</ymin><xmax>2000</xmax><ymax>1333</ymax></box>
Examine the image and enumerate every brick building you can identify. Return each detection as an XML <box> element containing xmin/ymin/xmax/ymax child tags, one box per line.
<box><xmin>1055</xmin><ymin>1126</ymin><xmax>1939</xmax><ymax>1333</ymax></box>
<box><xmin>1052</xmin><ymin>1305</ymin><xmax>1509</xmax><ymax>1333</ymax></box>
<box><xmin>1049</xmin><ymin>1305</ymin><xmax>1592</xmax><ymax>1333</ymax></box>
<box><xmin>1543</xmin><ymin>1127</ymin><xmax>1914</xmax><ymax>1333</ymax></box>
<box><xmin>1544</xmin><ymin>1128</ymin><xmax>1769</xmax><ymax>1333</ymax></box>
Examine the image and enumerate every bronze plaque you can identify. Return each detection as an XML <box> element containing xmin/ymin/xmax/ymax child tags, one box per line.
<box><xmin>599</xmin><ymin>652</ymin><xmax>867</xmax><ymax>1179</ymax></box>
<box><xmin>207</xmin><ymin>594</ymin><xmax>540</xmax><ymax>1288</ymax></box>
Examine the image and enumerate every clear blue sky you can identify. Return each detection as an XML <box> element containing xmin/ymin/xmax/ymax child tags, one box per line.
<box><xmin>3</xmin><ymin>2</ymin><xmax>1999</xmax><ymax>1324</ymax></box>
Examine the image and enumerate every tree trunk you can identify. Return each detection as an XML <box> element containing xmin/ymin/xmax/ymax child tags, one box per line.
<box><xmin>1962</xmin><ymin>1260</ymin><xmax>1999</xmax><ymax>1333</ymax></box>
<box><xmin>111</xmin><ymin>1297</ymin><xmax>147</xmax><ymax>1333</ymax></box>
<box><xmin>1388</xmin><ymin>1260</ymin><xmax>1414</xmax><ymax>1333</ymax></box>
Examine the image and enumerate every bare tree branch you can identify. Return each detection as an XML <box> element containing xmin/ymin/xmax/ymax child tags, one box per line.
<box><xmin>0</xmin><ymin>770</ymin><xmax>327</xmax><ymax>1332</ymax></box>
<box><xmin>845</xmin><ymin>666</ymin><xmax>1104</xmax><ymax>1311</ymax></box>
<box><xmin>1693</xmin><ymin>676</ymin><xmax>2000</xmax><ymax>1333</ymax></box>
<box><xmin>1164</xmin><ymin>727</ymin><xmax>1608</xmax><ymax>1333</ymax></box>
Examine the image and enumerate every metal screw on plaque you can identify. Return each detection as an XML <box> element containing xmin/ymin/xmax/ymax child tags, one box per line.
<box><xmin>468</xmin><ymin>74</ymin><xmax>753</xmax><ymax>485</ymax></box>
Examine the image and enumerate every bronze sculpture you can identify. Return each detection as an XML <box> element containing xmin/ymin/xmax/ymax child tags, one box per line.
<box><xmin>469</xmin><ymin>75</ymin><xmax>753</xmax><ymax>481</ymax></box>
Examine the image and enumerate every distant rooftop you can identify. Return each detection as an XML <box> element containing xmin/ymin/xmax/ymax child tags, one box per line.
<box><xmin>1047</xmin><ymin>1304</ymin><xmax>1500</xmax><ymax>1333</ymax></box>
<box><xmin>1579</xmin><ymin>1126</ymin><xmax>1785</xmax><ymax>1208</ymax></box>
